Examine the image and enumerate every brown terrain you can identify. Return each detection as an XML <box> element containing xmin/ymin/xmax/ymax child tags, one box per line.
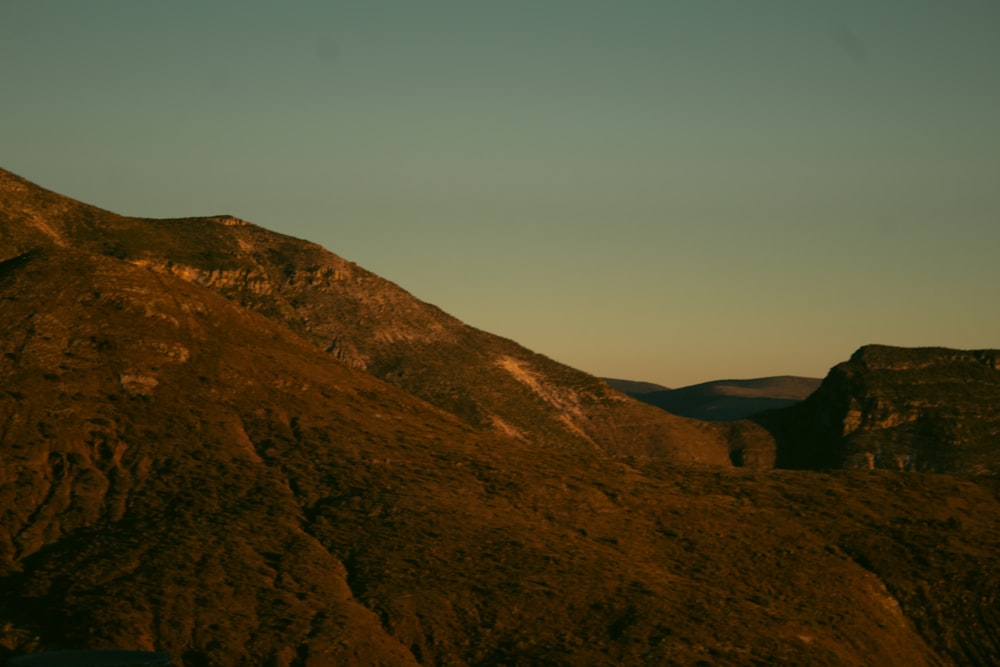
<box><xmin>0</xmin><ymin>167</ymin><xmax>767</xmax><ymax>468</ymax></box>
<box><xmin>756</xmin><ymin>345</ymin><xmax>1000</xmax><ymax>474</ymax></box>
<box><xmin>1</xmin><ymin>167</ymin><xmax>999</xmax><ymax>666</ymax></box>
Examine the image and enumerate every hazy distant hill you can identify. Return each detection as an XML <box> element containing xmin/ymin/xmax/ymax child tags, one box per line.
<box><xmin>601</xmin><ymin>378</ymin><xmax>669</xmax><ymax>395</ymax></box>
<box><xmin>2</xmin><ymin>168</ymin><xmax>999</xmax><ymax>665</ymax></box>
<box><xmin>621</xmin><ymin>376</ymin><xmax>821</xmax><ymax>421</ymax></box>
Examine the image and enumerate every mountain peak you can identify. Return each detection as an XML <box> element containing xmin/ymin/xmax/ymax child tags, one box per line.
<box><xmin>0</xmin><ymin>164</ymin><xmax>767</xmax><ymax>466</ymax></box>
<box><xmin>207</xmin><ymin>215</ymin><xmax>250</xmax><ymax>227</ymax></box>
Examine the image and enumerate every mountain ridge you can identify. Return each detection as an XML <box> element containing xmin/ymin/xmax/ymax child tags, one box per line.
<box><xmin>2</xmin><ymin>168</ymin><xmax>999</xmax><ymax>664</ymax></box>
<box><xmin>618</xmin><ymin>375</ymin><xmax>822</xmax><ymax>422</ymax></box>
<box><xmin>0</xmin><ymin>165</ymin><xmax>772</xmax><ymax>467</ymax></box>
<box><xmin>601</xmin><ymin>379</ymin><xmax>670</xmax><ymax>395</ymax></box>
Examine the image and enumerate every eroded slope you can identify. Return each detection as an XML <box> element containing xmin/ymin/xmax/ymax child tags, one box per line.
<box><xmin>0</xmin><ymin>251</ymin><xmax>998</xmax><ymax>665</ymax></box>
<box><xmin>0</xmin><ymin>166</ymin><xmax>767</xmax><ymax>465</ymax></box>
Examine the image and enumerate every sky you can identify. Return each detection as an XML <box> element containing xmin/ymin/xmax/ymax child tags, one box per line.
<box><xmin>2</xmin><ymin>1</ymin><xmax>998</xmax><ymax>387</ymax></box>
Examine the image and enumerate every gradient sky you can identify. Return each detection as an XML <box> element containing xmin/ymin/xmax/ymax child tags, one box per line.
<box><xmin>2</xmin><ymin>1</ymin><xmax>998</xmax><ymax>387</ymax></box>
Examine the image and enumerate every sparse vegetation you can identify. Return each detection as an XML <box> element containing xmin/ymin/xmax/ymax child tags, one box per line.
<box><xmin>1</xmin><ymin>167</ymin><xmax>999</xmax><ymax>665</ymax></box>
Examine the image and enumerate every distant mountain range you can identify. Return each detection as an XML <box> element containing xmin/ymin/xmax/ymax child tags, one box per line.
<box><xmin>601</xmin><ymin>378</ymin><xmax>669</xmax><ymax>395</ymax></box>
<box><xmin>606</xmin><ymin>376</ymin><xmax>822</xmax><ymax>421</ymax></box>
<box><xmin>1</xmin><ymin>166</ymin><xmax>998</xmax><ymax>665</ymax></box>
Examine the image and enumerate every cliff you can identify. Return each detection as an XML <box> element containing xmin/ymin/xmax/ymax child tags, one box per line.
<box><xmin>757</xmin><ymin>345</ymin><xmax>1000</xmax><ymax>474</ymax></box>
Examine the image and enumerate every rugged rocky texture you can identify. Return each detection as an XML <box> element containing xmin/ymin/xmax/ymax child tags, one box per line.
<box><xmin>625</xmin><ymin>376</ymin><xmax>821</xmax><ymax>422</ymax></box>
<box><xmin>757</xmin><ymin>345</ymin><xmax>1000</xmax><ymax>475</ymax></box>
<box><xmin>0</xmin><ymin>167</ymin><xmax>768</xmax><ymax>467</ymax></box>
<box><xmin>0</xmin><ymin>249</ymin><xmax>431</xmax><ymax>664</ymax></box>
<box><xmin>2</xmin><ymin>250</ymin><xmax>999</xmax><ymax>665</ymax></box>
<box><xmin>2</xmin><ymin>169</ymin><xmax>999</xmax><ymax>665</ymax></box>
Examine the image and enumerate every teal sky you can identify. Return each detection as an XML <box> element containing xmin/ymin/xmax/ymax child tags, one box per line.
<box><xmin>2</xmin><ymin>1</ymin><xmax>998</xmax><ymax>387</ymax></box>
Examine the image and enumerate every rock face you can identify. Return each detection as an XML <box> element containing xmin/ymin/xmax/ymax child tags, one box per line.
<box><xmin>2</xmin><ymin>168</ymin><xmax>1000</xmax><ymax>666</ymax></box>
<box><xmin>0</xmin><ymin>249</ymin><xmax>437</xmax><ymax>664</ymax></box>
<box><xmin>0</xmin><ymin>166</ymin><xmax>769</xmax><ymax>467</ymax></box>
<box><xmin>1</xmin><ymin>254</ymin><xmax>996</xmax><ymax>666</ymax></box>
<box><xmin>757</xmin><ymin>345</ymin><xmax>1000</xmax><ymax>474</ymax></box>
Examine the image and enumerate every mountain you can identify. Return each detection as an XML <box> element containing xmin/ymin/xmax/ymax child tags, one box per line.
<box><xmin>1</xmin><ymin>169</ymin><xmax>999</xmax><ymax>665</ymax></box>
<box><xmin>601</xmin><ymin>379</ymin><xmax>669</xmax><ymax>395</ymax></box>
<box><xmin>0</xmin><ymin>167</ymin><xmax>772</xmax><ymax>468</ymax></box>
<box><xmin>0</xmin><ymin>247</ymin><xmax>439</xmax><ymax>664</ymax></box>
<box><xmin>756</xmin><ymin>345</ymin><xmax>1000</xmax><ymax>474</ymax></box>
<box><xmin>630</xmin><ymin>376</ymin><xmax>822</xmax><ymax>421</ymax></box>
<box><xmin>2</xmin><ymin>253</ymin><xmax>998</xmax><ymax>664</ymax></box>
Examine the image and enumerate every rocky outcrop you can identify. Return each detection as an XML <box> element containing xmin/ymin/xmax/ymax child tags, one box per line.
<box><xmin>0</xmin><ymin>166</ymin><xmax>758</xmax><ymax>465</ymax></box>
<box><xmin>2</xmin><ymin>251</ymin><xmax>997</xmax><ymax>665</ymax></box>
<box><xmin>3</xmin><ymin>171</ymin><xmax>1000</xmax><ymax>665</ymax></box>
<box><xmin>756</xmin><ymin>345</ymin><xmax>1000</xmax><ymax>475</ymax></box>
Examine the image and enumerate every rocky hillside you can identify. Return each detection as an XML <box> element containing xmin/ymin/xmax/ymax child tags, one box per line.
<box><xmin>0</xmin><ymin>250</ymin><xmax>997</xmax><ymax>664</ymax></box>
<box><xmin>625</xmin><ymin>376</ymin><xmax>821</xmax><ymax>421</ymax></box>
<box><xmin>2</xmin><ymin>169</ymin><xmax>999</xmax><ymax>665</ymax></box>
<box><xmin>0</xmin><ymin>167</ymin><xmax>770</xmax><ymax>467</ymax></box>
<box><xmin>756</xmin><ymin>345</ymin><xmax>1000</xmax><ymax>474</ymax></box>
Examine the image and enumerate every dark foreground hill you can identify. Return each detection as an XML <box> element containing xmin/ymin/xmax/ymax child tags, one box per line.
<box><xmin>0</xmin><ymin>167</ymin><xmax>771</xmax><ymax>467</ymax></box>
<box><xmin>625</xmin><ymin>376</ymin><xmax>822</xmax><ymax>422</ymax></box>
<box><xmin>0</xmin><ymin>169</ymin><xmax>999</xmax><ymax>665</ymax></box>
<box><xmin>757</xmin><ymin>345</ymin><xmax>1000</xmax><ymax>475</ymax></box>
<box><xmin>1</xmin><ymin>249</ymin><xmax>998</xmax><ymax>665</ymax></box>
